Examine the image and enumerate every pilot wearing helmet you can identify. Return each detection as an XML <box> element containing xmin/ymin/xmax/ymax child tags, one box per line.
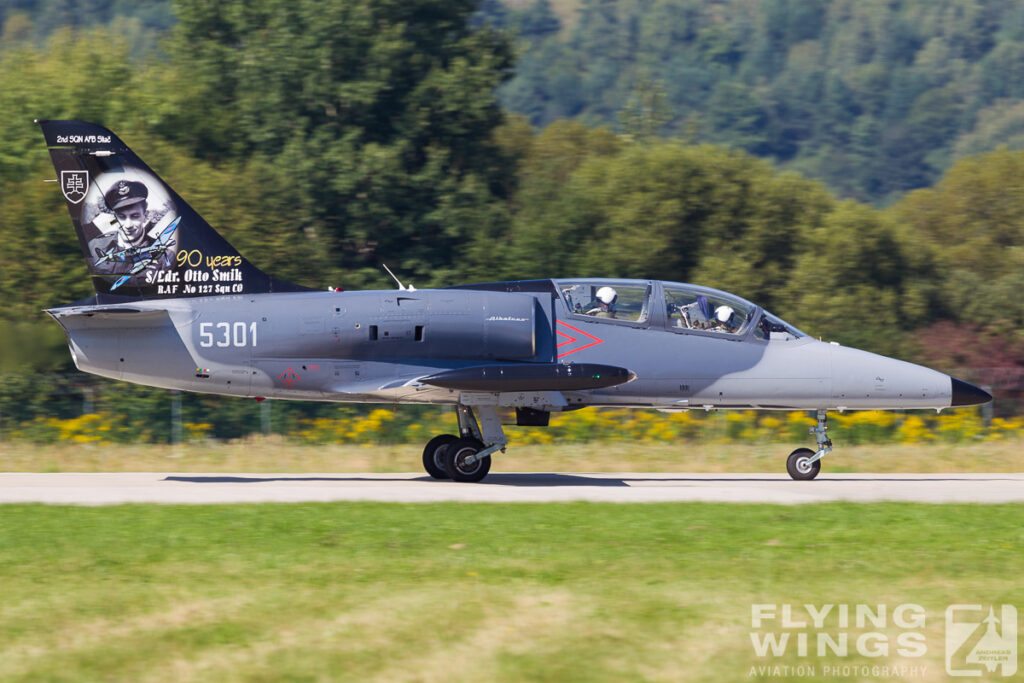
<box><xmin>586</xmin><ymin>286</ymin><xmax>618</xmax><ymax>318</ymax></box>
<box><xmin>713</xmin><ymin>305</ymin><xmax>738</xmax><ymax>333</ymax></box>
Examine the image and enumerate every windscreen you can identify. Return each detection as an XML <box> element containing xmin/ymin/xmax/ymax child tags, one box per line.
<box><xmin>753</xmin><ymin>312</ymin><xmax>806</xmax><ymax>341</ymax></box>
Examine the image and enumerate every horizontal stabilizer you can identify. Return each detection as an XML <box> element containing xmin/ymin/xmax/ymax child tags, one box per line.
<box><xmin>46</xmin><ymin>306</ymin><xmax>173</xmax><ymax>321</ymax></box>
<box><xmin>420</xmin><ymin>363</ymin><xmax>634</xmax><ymax>392</ymax></box>
<box><xmin>49</xmin><ymin>306</ymin><xmax>147</xmax><ymax>316</ymax></box>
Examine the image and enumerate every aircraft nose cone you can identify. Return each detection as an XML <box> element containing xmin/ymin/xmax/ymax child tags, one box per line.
<box><xmin>950</xmin><ymin>378</ymin><xmax>992</xmax><ymax>406</ymax></box>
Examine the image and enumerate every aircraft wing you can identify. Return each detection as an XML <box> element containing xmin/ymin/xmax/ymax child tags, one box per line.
<box><xmin>322</xmin><ymin>363</ymin><xmax>633</xmax><ymax>397</ymax></box>
<box><xmin>323</xmin><ymin>373</ymin><xmax>439</xmax><ymax>397</ymax></box>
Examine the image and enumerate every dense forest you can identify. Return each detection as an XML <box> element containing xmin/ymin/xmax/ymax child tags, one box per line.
<box><xmin>0</xmin><ymin>0</ymin><xmax>173</xmax><ymax>35</ymax></box>
<box><xmin>10</xmin><ymin>1</ymin><xmax>1024</xmax><ymax>203</ymax></box>
<box><xmin>491</xmin><ymin>0</ymin><xmax>1024</xmax><ymax>203</ymax></box>
<box><xmin>0</xmin><ymin>0</ymin><xmax>1021</xmax><ymax>436</ymax></box>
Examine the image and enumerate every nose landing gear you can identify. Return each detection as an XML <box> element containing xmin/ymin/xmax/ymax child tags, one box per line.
<box><xmin>787</xmin><ymin>410</ymin><xmax>831</xmax><ymax>481</ymax></box>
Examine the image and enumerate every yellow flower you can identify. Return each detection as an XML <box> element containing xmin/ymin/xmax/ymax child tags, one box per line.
<box><xmin>897</xmin><ymin>415</ymin><xmax>932</xmax><ymax>444</ymax></box>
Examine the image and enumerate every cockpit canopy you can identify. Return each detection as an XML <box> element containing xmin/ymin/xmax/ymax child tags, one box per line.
<box><xmin>663</xmin><ymin>282</ymin><xmax>753</xmax><ymax>335</ymax></box>
<box><xmin>558</xmin><ymin>280</ymin><xmax>652</xmax><ymax>323</ymax></box>
<box><xmin>555</xmin><ymin>278</ymin><xmax>805</xmax><ymax>340</ymax></box>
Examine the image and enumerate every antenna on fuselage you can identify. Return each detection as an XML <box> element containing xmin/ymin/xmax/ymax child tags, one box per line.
<box><xmin>382</xmin><ymin>263</ymin><xmax>415</xmax><ymax>292</ymax></box>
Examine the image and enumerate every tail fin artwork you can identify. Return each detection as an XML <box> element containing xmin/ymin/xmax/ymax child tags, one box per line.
<box><xmin>37</xmin><ymin>120</ymin><xmax>309</xmax><ymax>299</ymax></box>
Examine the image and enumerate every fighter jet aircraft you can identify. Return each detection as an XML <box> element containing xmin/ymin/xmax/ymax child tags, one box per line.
<box><xmin>38</xmin><ymin>120</ymin><xmax>992</xmax><ymax>481</ymax></box>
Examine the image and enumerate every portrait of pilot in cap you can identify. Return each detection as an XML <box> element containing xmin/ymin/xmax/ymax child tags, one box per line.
<box><xmin>104</xmin><ymin>180</ymin><xmax>152</xmax><ymax>248</ymax></box>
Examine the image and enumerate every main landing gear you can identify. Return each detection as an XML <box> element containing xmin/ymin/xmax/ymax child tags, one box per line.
<box><xmin>421</xmin><ymin>404</ymin><xmax>506</xmax><ymax>483</ymax></box>
<box><xmin>786</xmin><ymin>409</ymin><xmax>831</xmax><ymax>481</ymax></box>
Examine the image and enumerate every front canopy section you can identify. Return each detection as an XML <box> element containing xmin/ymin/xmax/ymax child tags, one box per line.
<box><xmin>663</xmin><ymin>282</ymin><xmax>756</xmax><ymax>335</ymax></box>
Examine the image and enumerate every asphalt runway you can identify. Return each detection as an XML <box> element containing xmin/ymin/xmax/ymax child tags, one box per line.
<box><xmin>0</xmin><ymin>472</ymin><xmax>1023</xmax><ymax>505</ymax></box>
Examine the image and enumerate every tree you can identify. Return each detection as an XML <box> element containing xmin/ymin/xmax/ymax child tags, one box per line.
<box><xmin>782</xmin><ymin>202</ymin><xmax>941</xmax><ymax>355</ymax></box>
<box><xmin>705</xmin><ymin>81</ymin><xmax>769</xmax><ymax>155</ymax></box>
<box><xmin>519</xmin><ymin>0</ymin><xmax>560</xmax><ymax>41</ymax></box>
<box><xmin>156</xmin><ymin>0</ymin><xmax>517</xmax><ymax>289</ymax></box>
<box><xmin>0</xmin><ymin>2</ymin><xmax>521</xmax><ymax>315</ymax></box>
<box><xmin>618</xmin><ymin>71</ymin><xmax>671</xmax><ymax>140</ymax></box>
<box><xmin>891</xmin><ymin>148</ymin><xmax>1024</xmax><ymax>334</ymax></box>
<box><xmin>504</xmin><ymin>135</ymin><xmax>836</xmax><ymax>318</ymax></box>
<box><xmin>0</xmin><ymin>25</ymin><xmax>165</xmax><ymax>318</ymax></box>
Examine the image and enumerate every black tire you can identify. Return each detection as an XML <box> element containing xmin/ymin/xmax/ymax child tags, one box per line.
<box><xmin>443</xmin><ymin>438</ymin><xmax>491</xmax><ymax>483</ymax></box>
<box><xmin>787</xmin><ymin>447</ymin><xmax>821</xmax><ymax>481</ymax></box>
<box><xmin>422</xmin><ymin>434</ymin><xmax>458</xmax><ymax>479</ymax></box>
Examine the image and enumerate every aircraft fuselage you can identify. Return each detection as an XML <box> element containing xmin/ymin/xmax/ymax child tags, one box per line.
<box><xmin>48</xmin><ymin>278</ymin><xmax>969</xmax><ymax>413</ymax></box>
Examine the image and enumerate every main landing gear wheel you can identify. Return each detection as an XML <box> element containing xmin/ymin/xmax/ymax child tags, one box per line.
<box><xmin>787</xmin><ymin>448</ymin><xmax>821</xmax><ymax>481</ymax></box>
<box><xmin>422</xmin><ymin>434</ymin><xmax>459</xmax><ymax>479</ymax></box>
<box><xmin>444</xmin><ymin>437</ymin><xmax>491</xmax><ymax>483</ymax></box>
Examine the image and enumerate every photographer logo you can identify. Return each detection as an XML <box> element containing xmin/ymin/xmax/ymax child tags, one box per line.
<box><xmin>945</xmin><ymin>604</ymin><xmax>1017</xmax><ymax>677</ymax></box>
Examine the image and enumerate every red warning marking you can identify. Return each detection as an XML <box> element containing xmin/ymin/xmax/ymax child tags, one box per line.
<box><xmin>555</xmin><ymin>321</ymin><xmax>604</xmax><ymax>358</ymax></box>
<box><xmin>278</xmin><ymin>367</ymin><xmax>301</xmax><ymax>386</ymax></box>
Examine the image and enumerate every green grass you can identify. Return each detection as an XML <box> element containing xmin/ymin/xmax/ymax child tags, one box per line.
<box><xmin>1</xmin><ymin>503</ymin><xmax>1021</xmax><ymax>681</ymax></box>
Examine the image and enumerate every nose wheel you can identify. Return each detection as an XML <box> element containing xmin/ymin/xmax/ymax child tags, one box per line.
<box><xmin>787</xmin><ymin>448</ymin><xmax>820</xmax><ymax>480</ymax></box>
<box><xmin>786</xmin><ymin>410</ymin><xmax>830</xmax><ymax>480</ymax></box>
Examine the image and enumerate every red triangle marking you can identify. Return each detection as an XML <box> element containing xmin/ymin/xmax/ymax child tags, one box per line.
<box><xmin>556</xmin><ymin>321</ymin><xmax>604</xmax><ymax>358</ymax></box>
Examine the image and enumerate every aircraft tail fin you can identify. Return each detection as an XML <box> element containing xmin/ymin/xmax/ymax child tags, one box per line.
<box><xmin>36</xmin><ymin>119</ymin><xmax>309</xmax><ymax>299</ymax></box>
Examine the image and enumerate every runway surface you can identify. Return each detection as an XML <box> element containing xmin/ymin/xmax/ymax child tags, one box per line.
<box><xmin>1</xmin><ymin>472</ymin><xmax>1023</xmax><ymax>505</ymax></box>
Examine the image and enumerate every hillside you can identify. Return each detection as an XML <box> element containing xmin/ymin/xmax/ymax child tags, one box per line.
<box><xmin>491</xmin><ymin>0</ymin><xmax>1024</xmax><ymax>203</ymax></box>
<box><xmin>8</xmin><ymin>1</ymin><xmax>1024</xmax><ymax>203</ymax></box>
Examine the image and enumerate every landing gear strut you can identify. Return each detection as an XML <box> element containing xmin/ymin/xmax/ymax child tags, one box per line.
<box><xmin>786</xmin><ymin>410</ymin><xmax>831</xmax><ymax>481</ymax></box>
<box><xmin>420</xmin><ymin>404</ymin><xmax>506</xmax><ymax>483</ymax></box>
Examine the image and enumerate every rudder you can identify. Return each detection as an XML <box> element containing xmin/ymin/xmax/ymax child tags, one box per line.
<box><xmin>37</xmin><ymin>119</ymin><xmax>307</xmax><ymax>299</ymax></box>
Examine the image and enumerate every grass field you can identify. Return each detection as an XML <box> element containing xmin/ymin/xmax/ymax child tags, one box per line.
<box><xmin>1</xmin><ymin>503</ymin><xmax>1021</xmax><ymax>682</ymax></box>
<box><xmin>1</xmin><ymin>437</ymin><xmax>1022</xmax><ymax>474</ymax></box>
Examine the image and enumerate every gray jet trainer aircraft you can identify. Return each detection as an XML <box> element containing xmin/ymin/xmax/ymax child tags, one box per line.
<box><xmin>39</xmin><ymin>120</ymin><xmax>992</xmax><ymax>481</ymax></box>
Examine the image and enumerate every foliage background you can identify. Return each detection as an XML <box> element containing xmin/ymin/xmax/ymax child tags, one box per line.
<box><xmin>0</xmin><ymin>0</ymin><xmax>1022</xmax><ymax>443</ymax></box>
